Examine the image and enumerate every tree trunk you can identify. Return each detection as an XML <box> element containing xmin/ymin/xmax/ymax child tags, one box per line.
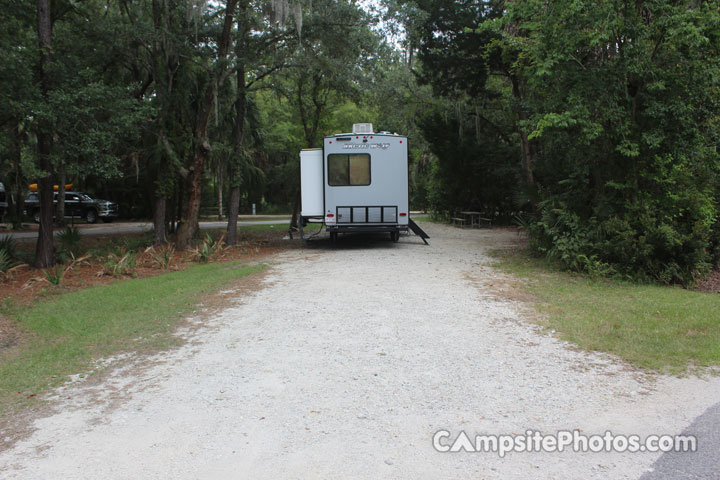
<box><xmin>56</xmin><ymin>162</ymin><xmax>66</xmax><ymax>226</ymax></box>
<box><xmin>225</xmin><ymin>13</ymin><xmax>247</xmax><ymax>247</ymax></box>
<box><xmin>173</xmin><ymin>176</ymin><xmax>183</xmax><ymax>233</ymax></box>
<box><xmin>511</xmin><ymin>75</ymin><xmax>535</xmax><ymax>189</ymax></box>
<box><xmin>175</xmin><ymin>137</ymin><xmax>208</xmax><ymax>249</ymax></box>
<box><xmin>35</xmin><ymin>158</ymin><xmax>55</xmax><ymax>269</ymax></box>
<box><xmin>9</xmin><ymin>124</ymin><xmax>25</xmax><ymax>229</ymax></box>
<box><xmin>226</xmin><ymin>186</ymin><xmax>240</xmax><ymax>245</ymax></box>
<box><xmin>153</xmin><ymin>196</ymin><xmax>167</xmax><ymax>245</ymax></box>
<box><xmin>175</xmin><ymin>0</ymin><xmax>238</xmax><ymax>250</ymax></box>
<box><xmin>34</xmin><ymin>0</ymin><xmax>55</xmax><ymax>268</ymax></box>
<box><xmin>216</xmin><ymin>174</ymin><xmax>223</xmax><ymax>220</ymax></box>
<box><xmin>290</xmin><ymin>190</ymin><xmax>300</xmax><ymax>230</ymax></box>
<box><xmin>519</xmin><ymin>129</ymin><xmax>534</xmax><ymax>188</ymax></box>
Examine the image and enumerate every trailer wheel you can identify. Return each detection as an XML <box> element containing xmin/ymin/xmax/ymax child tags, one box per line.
<box><xmin>330</xmin><ymin>232</ymin><xmax>338</xmax><ymax>243</ymax></box>
<box><xmin>390</xmin><ymin>231</ymin><xmax>400</xmax><ymax>242</ymax></box>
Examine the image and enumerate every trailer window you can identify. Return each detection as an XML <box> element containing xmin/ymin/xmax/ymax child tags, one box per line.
<box><xmin>328</xmin><ymin>154</ymin><xmax>370</xmax><ymax>186</ymax></box>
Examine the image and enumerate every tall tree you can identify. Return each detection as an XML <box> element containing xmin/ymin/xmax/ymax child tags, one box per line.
<box><xmin>226</xmin><ymin>11</ymin><xmax>249</xmax><ymax>246</ymax></box>
<box><xmin>174</xmin><ymin>0</ymin><xmax>239</xmax><ymax>249</ymax></box>
<box><xmin>273</xmin><ymin>0</ymin><xmax>383</xmax><ymax>228</ymax></box>
<box><xmin>226</xmin><ymin>0</ymin><xmax>296</xmax><ymax>245</ymax></box>
<box><xmin>34</xmin><ymin>0</ymin><xmax>55</xmax><ymax>268</ymax></box>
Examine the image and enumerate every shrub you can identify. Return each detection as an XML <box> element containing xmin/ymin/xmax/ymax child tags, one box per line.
<box><xmin>102</xmin><ymin>251</ymin><xmax>137</xmax><ymax>277</ymax></box>
<box><xmin>44</xmin><ymin>264</ymin><xmax>66</xmax><ymax>286</ymax></box>
<box><xmin>0</xmin><ymin>249</ymin><xmax>12</xmax><ymax>273</ymax></box>
<box><xmin>193</xmin><ymin>234</ymin><xmax>223</xmax><ymax>263</ymax></box>
<box><xmin>0</xmin><ymin>235</ymin><xmax>18</xmax><ymax>263</ymax></box>
<box><xmin>0</xmin><ymin>236</ymin><xmax>21</xmax><ymax>276</ymax></box>
<box><xmin>57</xmin><ymin>226</ymin><xmax>82</xmax><ymax>260</ymax></box>
<box><xmin>529</xmin><ymin>193</ymin><xmax>713</xmax><ymax>285</ymax></box>
<box><xmin>148</xmin><ymin>245</ymin><xmax>174</xmax><ymax>270</ymax></box>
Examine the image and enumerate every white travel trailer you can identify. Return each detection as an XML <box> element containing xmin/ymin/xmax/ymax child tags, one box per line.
<box><xmin>299</xmin><ymin>123</ymin><xmax>428</xmax><ymax>243</ymax></box>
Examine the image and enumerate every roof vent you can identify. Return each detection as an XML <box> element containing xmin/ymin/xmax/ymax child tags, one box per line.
<box><xmin>352</xmin><ymin>123</ymin><xmax>373</xmax><ymax>134</ymax></box>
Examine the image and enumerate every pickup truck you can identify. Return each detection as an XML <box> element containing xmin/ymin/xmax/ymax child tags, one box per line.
<box><xmin>24</xmin><ymin>191</ymin><xmax>119</xmax><ymax>224</ymax></box>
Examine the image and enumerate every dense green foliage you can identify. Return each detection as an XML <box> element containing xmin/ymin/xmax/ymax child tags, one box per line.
<box><xmin>410</xmin><ymin>0</ymin><xmax>720</xmax><ymax>284</ymax></box>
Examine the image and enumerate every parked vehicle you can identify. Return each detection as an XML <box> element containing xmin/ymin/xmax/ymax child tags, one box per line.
<box><xmin>24</xmin><ymin>191</ymin><xmax>119</xmax><ymax>224</ymax></box>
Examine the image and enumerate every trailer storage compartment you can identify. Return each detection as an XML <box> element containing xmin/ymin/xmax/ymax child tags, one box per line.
<box><xmin>300</xmin><ymin>149</ymin><xmax>323</xmax><ymax>217</ymax></box>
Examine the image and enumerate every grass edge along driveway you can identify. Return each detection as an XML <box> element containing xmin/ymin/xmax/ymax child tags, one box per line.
<box><xmin>0</xmin><ymin>261</ymin><xmax>266</xmax><ymax>413</ymax></box>
<box><xmin>492</xmin><ymin>249</ymin><xmax>720</xmax><ymax>374</ymax></box>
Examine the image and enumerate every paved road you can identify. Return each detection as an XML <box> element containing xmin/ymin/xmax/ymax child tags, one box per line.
<box><xmin>640</xmin><ymin>401</ymin><xmax>720</xmax><ymax>479</ymax></box>
<box><xmin>2</xmin><ymin>218</ymin><xmax>291</xmax><ymax>241</ymax></box>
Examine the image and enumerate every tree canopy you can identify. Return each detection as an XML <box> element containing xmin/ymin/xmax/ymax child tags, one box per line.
<box><xmin>1</xmin><ymin>0</ymin><xmax>718</xmax><ymax>283</ymax></box>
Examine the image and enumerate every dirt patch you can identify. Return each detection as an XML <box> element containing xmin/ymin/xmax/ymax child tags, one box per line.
<box><xmin>481</xmin><ymin>274</ymin><xmax>541</xmax><ymax>304</ymax></box>
<box><xmin>697</xmin><ymin>269</ymin><xmax>720</xmax><ymax>293</ymax></box>
<box><xmin>0</xmin><ymin>314</ymin><xmax>22</xmax><ymax>354</ymax></box>
<box><xmin>0</xmin><ymin>230</ymin><xmax>296</xmax><ymax>308</ymax></box>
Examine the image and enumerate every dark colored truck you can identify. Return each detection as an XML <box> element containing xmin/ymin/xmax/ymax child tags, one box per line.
<box><xmin>24</xmin><ymin>191</ymin><xmax>119</xmax><ymax>224</ymax></box>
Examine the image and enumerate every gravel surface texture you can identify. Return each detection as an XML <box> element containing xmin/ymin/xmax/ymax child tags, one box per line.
<box><xmin>1</xmin><ymin>223</ymin><xmax>719</xmax><ymax>479</ymax></box>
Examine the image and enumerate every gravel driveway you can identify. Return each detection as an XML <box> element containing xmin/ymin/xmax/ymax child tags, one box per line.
<box><xmin>2</xmin><ymin>222</ymin><xmax>719</xmax><ymax>479</ymax></box>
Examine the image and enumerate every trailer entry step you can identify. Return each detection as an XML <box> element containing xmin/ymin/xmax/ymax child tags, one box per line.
<box><xmin>408</xmin><ymin>218</ymin><xmax>430</xmax><ymax>245</ymax></box>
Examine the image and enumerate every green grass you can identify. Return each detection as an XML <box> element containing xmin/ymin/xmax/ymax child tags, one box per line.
<box><xmin>0</xmin><ymin>261</ymin><xmax>265</xmax><ymax>412</ymax></box>
<box><xmin>492</xmin><ymin>248</ymin><xmax>720</xmax><ymax>374</ymax></box>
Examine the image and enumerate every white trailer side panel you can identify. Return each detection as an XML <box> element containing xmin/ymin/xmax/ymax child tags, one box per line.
<box><xmin>300</xmin><ymin>148</ymin><xmax>324</xmax><ymax>217</ymax></box>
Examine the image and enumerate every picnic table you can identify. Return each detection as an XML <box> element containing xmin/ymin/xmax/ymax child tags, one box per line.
<box><xmin>458</xmin><ymin>211</ymin><xmax>492</xmax><ymax>229</ymax></box>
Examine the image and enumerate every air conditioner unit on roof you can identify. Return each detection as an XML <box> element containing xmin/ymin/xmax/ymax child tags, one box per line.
<box><xmin>352</xmin><ymin>123</ymin><xmax>373</xmax><ymax>134</ymax></box>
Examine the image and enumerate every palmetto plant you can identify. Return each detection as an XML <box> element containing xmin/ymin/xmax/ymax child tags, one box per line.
<box><xmin>147</xmin><ymin>245</ymin><xmax>175</xmax><ymax>270</ymax></box>
<box><xmin>0</xmin><ymin>234</ymin><xmax>17</xmax><ymax>252</ymax></box>
<box><xmin>43</xmin><ymin>264</ymin><xmax>66</xmax><ymax>286</ymax></box>
<box><xmin>101</xmin><ymin>251</ymin><xmax>137</xmax><ymax>277</ymax></box>
<box><xmin>57</xmin><ymin>226</ymin><xmax>81</xmax><ymax>256</ymax></box>
<box><xmin>193</xmin><ymin>233</ymin><xmax>226</xmax><ymax>263</ymax></box>
<box><xmin>0</xmin><ymin>236</ymin><xmax>26</xmax><ymax>281</ymax></box>
<box><xmin>42</xmin><ymin>253</ymin><xmax>90</xmax><ymax>286</ymax></box>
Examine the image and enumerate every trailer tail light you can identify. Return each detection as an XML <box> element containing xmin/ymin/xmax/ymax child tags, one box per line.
<box><xmin>326</xmin><ymin>213</ymin><xmax>334</xmax><ymax>218</ymax></box>
<box><xmin>399</xmin><ymin>212</ymin><xmax>407</xmax><ymax>217</ymax></box>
